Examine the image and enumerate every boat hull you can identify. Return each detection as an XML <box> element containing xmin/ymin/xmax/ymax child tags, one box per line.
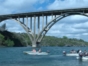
<box><xmin>66</xmin><ymin>53</ymin><xmax>79</xmax><ymax>56</ymax></box>
<box><xmin>23</xmin><ymin>51</ymin><xmax>48</xmax><ymax>55</ymax></box>
<box><xmin>76</xmin><ymin>56</ymin><xmax>88</xmax><ymax>60</ymax></box>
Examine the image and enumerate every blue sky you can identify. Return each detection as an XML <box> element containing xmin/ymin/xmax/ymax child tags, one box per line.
<box><xmin>1</xmin><ymin>0</ymin><xmax>88</xmax><ymax>41</ymax></box>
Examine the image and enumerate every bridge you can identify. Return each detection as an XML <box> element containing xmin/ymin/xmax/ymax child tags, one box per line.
<box><xmin>0</xmin><ymin>8</ymin><xmax>88</xmax><ymax>48</ymax></box>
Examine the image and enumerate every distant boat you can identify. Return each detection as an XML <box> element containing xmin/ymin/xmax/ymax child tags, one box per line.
<box><xmin>63</xmin><ymin>51</ymin><xmax>79</xmax><ymax>56</ymax></box>
<box><xmin>23</xmin><ymin>51</ymin><xmax>48</xmax><ymax>55</ymax></box>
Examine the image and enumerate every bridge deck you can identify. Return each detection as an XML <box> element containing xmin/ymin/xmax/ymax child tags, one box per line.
<box><xmin>0</xmin><ymin>8</ymin><xmax>88</xmax><ymax>19</ymax></box>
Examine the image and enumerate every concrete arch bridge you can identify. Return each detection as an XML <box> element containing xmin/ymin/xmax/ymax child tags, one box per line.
<box><xmin>0</xmin><ymin>8</ymin><xmax>88</xmax><ymax>48</ymax></box>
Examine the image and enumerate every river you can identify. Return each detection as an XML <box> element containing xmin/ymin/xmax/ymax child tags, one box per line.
<box><xmin>0</xmin><ymin>47</ymin><xmax>88</xmax><ymax>66</ymax></box>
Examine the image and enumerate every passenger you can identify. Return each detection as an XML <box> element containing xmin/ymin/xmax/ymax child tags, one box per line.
<box><xmin>83</xmin><ymin>50</ymin><xmax>88</xmax><ymax>56</ymax></box>
<box><xmin>79</xmin><ymin>50</ymin><xmax>82</xmax><ymax>53</ymax></box>
<box><xmin>63</xmin><ymin>51</ymin><xmax>66</xmax><ymax>55</ymax></box>
<box><xmin>36</xmin><ymin>42</ymin><xmax>41</xmax><ymax>53</ymax></box>
<box><xmin>79</xmin><ymin>50</ymin><xmax>83</xmax><ymax>59</ymax></box>
<box><xmin>70</xmin><ymin>49</ymin><xmax>76</xmax><ymax>53</ymax></box>
<box><xmin>77</xmin><ymin>50</ymin><xmax>80</xmax><ymax>53</ymax></box>
<box><xmin>38</xmin><ymin>49</ymin><xmax>41</xmax><ymax>53</ymax></box>
<box><xmin>32</xmin><ymin>49</ymin><xmax>36</xmax><ymax>52</ymax></box>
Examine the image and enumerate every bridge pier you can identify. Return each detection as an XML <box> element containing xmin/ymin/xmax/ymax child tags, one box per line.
<box><xmin>32</xmin><ymin>42</ymin><xmax>37</xmax><ymax>47</ymax></box>
<box><xmin>31</xmin><ymin>41</ymin><xmax>41</xmax><ymax>52</ymax></box>
<box><xmin>32</xmin><ymin>41</ymin><xmax>40</xmax><ymax>48</ymax></box>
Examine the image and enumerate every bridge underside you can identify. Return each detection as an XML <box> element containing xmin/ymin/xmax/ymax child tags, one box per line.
<box><xmin>0</xmin><ymin>8</ymin><xmax>88</xmax><ymax>48</ymax></box>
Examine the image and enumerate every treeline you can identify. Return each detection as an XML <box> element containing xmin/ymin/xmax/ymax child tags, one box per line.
<box><xmin>0</xmin><ymin>30</ymin><xmax>88</xmax><ymax>47</ymax></box>
<box><xmin>0</xmin><ymin>31</ymin><xmax>31</xmax><ymax>47</ymax></box>
<box><xmin>41</xmin><ymin>36</ymin><xmax>88</xmax><ymax>47</ymax></box>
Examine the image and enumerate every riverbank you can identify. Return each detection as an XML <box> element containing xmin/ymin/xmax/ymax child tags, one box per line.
<box><xmin>0</xmin><ymin>30</ymin><xmax>88</xmax><ymax>47</ymax></box>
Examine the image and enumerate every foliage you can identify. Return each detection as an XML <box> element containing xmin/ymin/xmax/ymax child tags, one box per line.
<box><xmin>41</xmin><ymin>36</ymin><xmax>88</xmax><ymax>47</ymax></box>
<box><xmin>0</xmin><ymin>31</ymin><xmax>88</xmax><ymax>47</ymax></box>
<box><xmin>4</xmin><ymin>38</ymin><xmax>14</xmax><ymax>47</ymax></box>
<box><xmin>0</xmin><ymin>33</ymin><xmax>4</xmax><ymax>45</ymax></box>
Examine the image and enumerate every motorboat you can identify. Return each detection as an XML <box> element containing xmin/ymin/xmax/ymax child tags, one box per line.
<box><xmin>66</xmin><ymin>53</ymin><xmax>79</xmax><ymax>56</ymax></box>
<box><xmin>63</xmin><ymin>51</ymin><xmax>79</xmax><ymax>56</ymax></box>
<box><xmin>76</xmin><ymin>56</ymin><xmax>88</xmax><ymax>60</ymax></box>
<box><xmin>63</xmin><ymin>50</ymin><xmax>79</xmax><ymax>56</ymax></box>
<box><xmin>23</xmin><ymin>51</ymin><xmax>48</xmax><ymax>55</ymax></box>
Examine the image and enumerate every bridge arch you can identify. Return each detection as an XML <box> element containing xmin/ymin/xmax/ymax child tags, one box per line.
<box><xmin>37</xmin><ymin>12</ymin><xmax>88</xmax><ymax>44</ymax></box>
<box><xmin>1</xmin><ymin>11</ymin><xmax>88</xmax><ymax>48</ymax></box>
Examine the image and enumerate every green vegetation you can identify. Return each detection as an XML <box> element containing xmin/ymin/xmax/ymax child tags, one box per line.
<box><xmin>42</xmin><ymin>36</ymin><xmax>88</xmax><ymax>47</ymax></box>
<box><xmin>4</xmin><ymin>38</ymin><xmax>14</xmax><ymax>47</ymax></box>
<box><xmin>0</xmin><ymin>33</ymin><xmax>4</xmax><ymax>46</ymax></box>
<box><xmin>0</xmin><ymin>30</ymin><xmax>88</xmax><ymax>47</ymax></box>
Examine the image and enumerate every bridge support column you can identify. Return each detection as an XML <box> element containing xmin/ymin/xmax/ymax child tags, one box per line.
<box><xmin>32</xmin><ymin>41</ymin><xmax>40</xmax><ymax>48</ymax></box>
<box><xmin>32</xmin><ymin>42</ymin><xmax>37</xmax><ymax>47</ymax></box>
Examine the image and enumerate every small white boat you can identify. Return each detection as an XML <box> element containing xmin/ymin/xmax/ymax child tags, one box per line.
<box><xmin>66</xmin><ymin>53</ymin><xmax>79</xmax><ymax>56</ymax></box>
<box><xmin>76</xmin><ymin>56</ymin><xmax>88</xmax><ymax>60</ymax></box>
<box><xmin>23</xmin><ymin>51</ymin><xmax>48</xmax><ymax>55</ymax></box>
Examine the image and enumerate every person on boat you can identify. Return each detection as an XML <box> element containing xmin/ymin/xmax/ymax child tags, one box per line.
<box><xmin>38</xmin><ymin>49</ymin><xmax>41</xmax><ymax>53</ymax></box>
<box><xmin>77</xmin><ymin>50</ymin><xmax>80</xmax><ymax>53</ymax></box>
<box><xmin>32</xmin><ymin>48</ymin><xmax>36</xmax><ymax>52</ymax></box>
<box><xmin>79</xmin><ymin>50</ymin><xmax>82</xmax><ymax>53</ymax></box>
<box><xmin>36</xmin><ymin>42</ymin><xmax>42</xmax><ymax>53</ymax></box>
<box><xmin>83</xmin><ymin>50</ymin><xmax>88</xmax><ymax>56</ymax></box>
<box><xmin>70</xmin><ymin>49</ymin><xmax>76</xmax><ymax>53</ymax></box>
<box><xmin>63</xmin><ymin>51</ymin><xmax>66</xmax><ymax>55</ymax></box>
<box><xmin>79</xmin><ymin>50</ymin><xmax>83</xmax><ymax>58</ymax></box>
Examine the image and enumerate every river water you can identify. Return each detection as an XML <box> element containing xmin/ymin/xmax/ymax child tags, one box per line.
<box><xmin>0</xmin><ymin>47</ymin><xmax>88</xmax><ymax>66</ymax></box>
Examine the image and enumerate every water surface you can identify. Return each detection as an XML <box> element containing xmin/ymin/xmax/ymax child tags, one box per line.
<box><xmin>0</xmin><ymin>47</ymin><xmax>88</xmax><ymax>66</ymax></box>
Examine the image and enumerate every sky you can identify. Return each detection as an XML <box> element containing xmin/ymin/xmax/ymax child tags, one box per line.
<box><xmin>0</xmin><ymin>0</ymin><xmax>88</xmax><ymax>41</ymax></box>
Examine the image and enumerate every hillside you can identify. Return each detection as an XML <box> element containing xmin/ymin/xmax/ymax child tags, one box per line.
<box><xmin>0</xmin><ymin>30</ymin><xmax>88</xmax><ymax>47</ymax></box>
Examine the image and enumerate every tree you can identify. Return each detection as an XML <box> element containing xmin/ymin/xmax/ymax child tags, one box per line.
<box><xmin>63</xmin><ymin>36</ymin><xmax>68</xmax><ymax>39</ymax></box>
<box><xmin>0</xmin><ymin>33</ymin><xmax>4</xmax><ymax>45</ymax></box>
<box><xmin>4</xmin><ymin>38</ymin><xmax>14</xmax><ymax>47</ymax></box>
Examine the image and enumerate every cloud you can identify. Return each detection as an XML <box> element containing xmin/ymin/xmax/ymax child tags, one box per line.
<box><xmin>73</xmin><ymin>22</ymin><xmax>88</xmax><ymax>30</ymax></box>
<box><xmin>56</xmin><ymin>15</ymin><xmax>88</xmax><ymax>25</ymax></box>
<box><xmin>45</xmin><ymin>0</ymin><xmax>88</xmax><ymax>41</ymax></box>
<box><xmin>0</xmin><ymin>0</ymin><xmax>88</xmax><ymax>41</ymax></box>
<box><xmin>0</xmin><ymin>0</ymin><xmax>47</xmax><ymax>33</ymax></box>
<box><xmin>47</xmin><ymin>0</ymin><xmax>88</xmax><ymax>10</ymax></box>
<box><xmin>46</xmin><ymin>18</ymin><xmax>88</xmax><ymax>41</ymax></box>
<box><xmin>0</xmin><ymin>0</ymin><xmax>46</xmax><ymax>15</ymax></box>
